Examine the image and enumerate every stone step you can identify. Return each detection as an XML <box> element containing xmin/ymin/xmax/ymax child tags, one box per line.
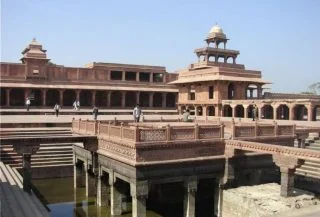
<box><xmin>0</xmin><ymin>131</ymin><xmax>72</xmax><ymax>137</ymax></box>
<box><xmin>31</xmin><ymin>157</ymin><xmax>73</xmax><ymax>162</ymax></box>
<box><xmin>295</xmin><ymin>168</ymin><xmax>320</xmax><ymax>178</ymax></box>
<box><xmin>32</xmin><ymin>153</ymin><xmax>73</xmax><ymax>158</ymax></box>
<box><xmin>298</xmin><ymin>165</ymin><xmax>320</xmax><ymax>173</ymax></box>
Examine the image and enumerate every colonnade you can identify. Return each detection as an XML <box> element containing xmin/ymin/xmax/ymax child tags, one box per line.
<box><xmin>0</xmin><ymin>88</ymin><xmax>177</xmax><ymax>108</ymax></box>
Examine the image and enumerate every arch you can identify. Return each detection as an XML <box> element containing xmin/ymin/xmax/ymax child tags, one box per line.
<box><xmin>276</xmin><ymin>104</ymin><xmax>289</xmax><ymax>120</ymax></box>
<box><xmin>196</xmin><ymin>106</ymin><xmax>203</xmax><ymax>116</ymax></box>
<box><xmin>63</xmin><ymin>90</ymin><xmax>76</xmax><ymax>106</ymax></box>
<box><xmin>228</xmin><ymin>83</ymin><xmax>235</xmax><ymax>99</ymax></box>
<box><xmin>95</xmin><ymin>91</ymin><xmax>108</xmax><ymax>107</ymax></box>
<box><xmin>29</xmin><ymin>89</ymin><xmax>42</xmax><ymax>106</ymax></box>
<box><xmin>46</xmin><ymin>89</ymin><xmax>60</xmax><ymax>106</ymax></box>
<box><xmin>110</xmin><ymin>91</ymin><xmax>122</xmax><ymax>107</ymax></box>
<box><xmin>153</xmin><ymin>93</ymin><xmax>162</xmax><ymax>107</ymax></box>
<box><xmin>247</xmin><ymin>105</ymin><xmax>255</xmax><ymax>119</ymax></box>
<box><xmin>261</xmin><ymin>104</ymin><xmax>273</xmax><ymax>119</ymax></box>
<box><xmin>234</xmin><ymin>105</ymin><xmax>244</xmax><ymax>118</ymax></box>
<box><xmin>226</xmin><ymin>56</ymin><xmax>233</xmax><ymax>64</ymax></box>
<box><xmin>139</xmin><ymin>92</ymin><xmax>149</xmax><ymax>107</ymax></box>
<box><xmin>10</xmin><ymin>88</ymin><xmax>25</xmax><ymax>106</ymax></box>
<box><xmin>207</xmin><ymin>106</ymin><xmax>215</xmax><ymax>116</ymax></box>
<box><xmin>293</xmin><ymin>104</ymin><xmax>308</xmax><ymax>121</ymax></box>
<box><xmin>313</xmin><ymin>105</ymin><xmax>320</xmax><ymax>121</ymax></box>
<box><xmin>80</xmin><ymin>90</ymin><xmax>92</xmax><ymax>107</ymax></box>
<box><xmin>223</xmin><ymin>105</ymin><xmax>232</xmax><ymax>117</ymax></box>
<box><xmin>208</xmin><ymin>56</ymin><xmax>215</xmax><ymax>62</ymax></box>
<box><xmin>166</xmin><ymin>93</ymin><xmax>176</xmax><ymax>108</ymax></box>
<box><xmin>125</xmin><ymin>91</ymin><xmax>136</xmax><ymax>107</ymax></box>
<box><xmin>1</xmin><ymin>88</ymin><xmax>6</xmax><ymax>106</ymax></box>
<box><xmin>246</xmin><ymin>84</ymin><xmax>258</xmax><ymax>99</ymax></box>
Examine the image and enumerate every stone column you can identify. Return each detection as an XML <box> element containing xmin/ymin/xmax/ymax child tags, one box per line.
<box><xmin>97</xmin><ymin>169</ymin><xmax>109</xmax><ymax>206</ymax></box>
<box><xmin>258</xmin><ymin>106</ymin><xmax>262</xmax><ymax>119</ymax></box>
<box><xmin>136</xmin><ymin>92</ymin><xmax>140</xmax><ymax>105</ymax></box>
<box><xmin>257</xmin><ymin>85</ymin><xmax>262</xmax><ymax>99</ymax></box>
<box><xmin>231</xmin><ymin>105</ymin><xmax>235</xmax><ymax>118</ymax></box>
<box><xmin>73</xmin><ymin>160</ymin><xmax>85</xmax><ymax>189</ymax></box>
<box><xmin>289</xmin><ymin>105</ymin><xmax>295</xmax><ymax>120</ymax></box>
<box><xmin>22</xmin><ymin>154</ymin><xmax>32</xmax><ymax>193</ymax></box>
<box><xmin>107</xmin><ymin>91</ymin><xmax>111</xmax><ymax>107</ymax></box>
<box><xmin>243</xmin><ymin>105</ymin><xmax>248</xmax><ymax>118</ymax></box>
<box><xmin>42</xmin><ymin>89</ymin><xmax>47</xmax><ymax>106</ymax></box>
<box><xmin>136</xmin><ymin>72</ymin><xmax>140</xmax><ymax>82</ymax></box>
<box><xmin>85</xmin><ymin>163</ymin><xmax>96</xmax><ymax>197</ymax></box>
<box><xmin>307</xmin><ymin>105</ymin><xmax>314</xmax><ymax>121</ymax></box>
<box><xmin>149</xmin><ymin>92</ymin><xmax>154</xmax><ymax>108</ymax></box>
<box><xmin>76</xmin><ymin>90</ymin><xmax>80</xmax><ymax>101</ymax></box>
<box><xmin>121</xmin><ymin>91</ymin><xmax>126</xmax><ymax>108</ymax></box>
<box><xmin>273</xmin><ymin>105</ymin><xmax>278</xmax><ymax>120</ymax></box>
<box><xmin>130</xmin><ymin>181</ymin><xmax>148</xmax><ymax>217</ymax></box>
<box><xmin>110</xmin><ymin>180</ymin><xmax>122</xmax><ymax>216</ymax></box>
<box><xmin>149</xmin><ymin>72</ymin><xmax>153</xmax><ymax>83</ymax></box>
<box><xmin>183</xmin><ymin>177</ymin><xmax>197</xmax><ymax>217</ymax></box>
<box><xmin>122</xmin><ymin>71</ymin><xmax>126</xmax><ymax>81</ymax></box>
<box><xmin>92</xmin><ymin>90</ymin><xmax>96</xmax><ymax>106</ymax></box>
<box><xmin>214</xmin><ymin>181</ymin><xmax>224</xmax><ymax>217</ymax></box>
<box><xmin>162</xmin><ymin>93</ymin><xmax>167</xmax><ymax>108</ymax></box>
<box><xmin>203</xmin><ymin>105</ymin><xmax>207</xmax><ymax>117</ymax></box>
<box><xmin>59</xmin><ymin>89</ymin><xmax>64</xmax><ymax>105</ymax></box>
<box><xmin>5</xmin><ymin>88</ymin><xmax>10</xmax><ymax>106</ymax></box>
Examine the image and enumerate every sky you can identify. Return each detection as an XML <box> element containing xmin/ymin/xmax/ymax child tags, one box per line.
<box><xmin>1</xmin><ymin>0</ymin><xmax>320</xmax><ymax>93</ymax></box>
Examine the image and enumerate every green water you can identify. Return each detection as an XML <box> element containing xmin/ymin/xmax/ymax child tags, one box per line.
<box><xmin>32</xmin><ymin>178</ymin><xmax>163</xmax><ymax>217</ymax></box>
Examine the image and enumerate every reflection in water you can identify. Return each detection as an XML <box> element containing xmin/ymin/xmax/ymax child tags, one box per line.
<box><xmin>32</xmin><ymin>178</ymin><xmax>162</xmax><ymax>217</ymax></box>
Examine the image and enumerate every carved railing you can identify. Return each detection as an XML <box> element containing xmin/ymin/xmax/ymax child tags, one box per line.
<box><xmin>231</xmin><ymin>121</ymin><xmax>295</xmax><ymax>139</ymax></box>
<box><xmin>72</xmin><ymin>119</ymin><xmax>224</xmax><ymax>143</ymax></box>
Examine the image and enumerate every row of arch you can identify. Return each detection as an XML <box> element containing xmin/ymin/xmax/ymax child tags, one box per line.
<box><xmin>181</xmin><ymin>104</ymin><xmax>320</xmax><ymax>121</ymax></box>
<box><xmin>0</xmin><ymin>88</ymin><xmax>177</xmax><ymax>108</ymax></box>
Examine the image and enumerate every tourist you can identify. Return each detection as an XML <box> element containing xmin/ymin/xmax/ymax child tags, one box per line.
<box><xmin>73</xmin><ymin>100</ymin><xmax>77</xmax><ymax>110</ymax></box>
<box><xmin>92</xmin><ymin>106</ymin><xmax>99</xmax><ymax>120</ymax></box>
<box><xmin>54</xmin><ymin>103</ymin><xmax>60</xmax><ymax>117</ymax></box>
<box><xmin>252</xmin><ymin>105</ymin><xmax>257</xmax><ymax>121</ymax></box>
<box><xmin>133</xmin><ymin>104</ymin><xmax>142</xmax><ymax>122</ymax></box>
<box><xmin>183</xmin><ymin>109</ymin><xmax>192</xmax><ymax>122</ymax></box>
<box><xmin>25</xmin><ymin>97</ymin><xmax>31</xmax><ymax>111</ymax></box>
<box><xmin>76</xmin><ymin>100</ymin><xmax>80</xmax><ymax>111</ymax></box>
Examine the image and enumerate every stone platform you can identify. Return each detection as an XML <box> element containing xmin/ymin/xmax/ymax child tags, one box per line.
<box><xmin>222</xmin><ymin>183</ymin><xmax>320</xmax><ymax>217</ymax></box>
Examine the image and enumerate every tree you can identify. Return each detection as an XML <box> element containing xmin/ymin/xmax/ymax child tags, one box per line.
<box><xmin>307</xmin><ymin>82</ymin><xmax>320</xmax><ymax>95</ymax></box>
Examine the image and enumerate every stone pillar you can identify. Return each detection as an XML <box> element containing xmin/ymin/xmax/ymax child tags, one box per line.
<box><xmin>258</xmin><ymin>107</ymin><xmax>262</xmax><ymax>119</ymax></box>
<box><xmin>243</xmin><ymin>105</ymin><xmax>248</xmax><ymax>118</ymax></box>
<box><xmin>203</xmin><ymin>105</ymin><xmax>207</xmax><ymax>117</ymax></box>
<box><xmin>42</xmin><ymin>89</ymin><xmax>47</xmax><ymax>106</ymax></box>
<box><xmin>149</xmin><ymin>92</ymin><xmax>154</xmax><ymax>108</ymax></box>
<box><xmin>162</xmin><ymin>93</ymin><xmax>167</xmax><ymax>108</ymax></box>
<box><xmin>214</xmin><ymin>181</ymin><xmax>224</xmax><ymax>217</ymax></box>
<box><xmin>22</xmin><ymin>154</ymin><xmax>32</xmax><ymax>193</ymax></box>
<box><xmin>149</xmin><ymin>72</ymin><xmax>153</xmax><ymax>83</ymax></box>
<box><xmin>85</xmin><ymin>163</ymin><xmax>96</xmax><ymax>197</ymax></box>
<box><xmin>289</xmin><ymin>105</ymin><xmax>295</xmax><ymax>120</ymax></box>
<box><xmin>107</xmin><ymin>91</ymin><xmax>111</xmax><ymax>107</ymax></box>
<box><xmin>257</xmin><ymin>85</ymin><xmax>262</xmax><ymax>99</ymax></box>
<box><xmin>231</xmin><ymin>106</ymin><xmax>235</xmax><ymax>118</ymax></box>
<box><xmin>110</xmin><ymin>180</ymin><xmax>122</xmax><ymax>216</ymax></box>
<box><xmin>59</xmin><ymin>89</ymin><xmax>64</xmax><ymax>105</ymax></box>
<box><xmin>76</xmin><ymin>90</ymin><xmax>80</xmax><ymax>101</ymax></box>
<box><xmin>183</xmin><ymin>177</ymin><xmax>197</xmax><ymax>217</ymax></box>
<box><xmin>273</xmin><ymin>105</ymin><xmax>278</xmax><ymax>120</ymax></box>
<box><xmin>97</xmin><ymin>169</ymin><xmax>109</xmax><ymax>206</ymax></box>
<box><xmin>92</xmin><ymin>90</ymin><xmax>96</xmax><ymax>106</ymax></box>
<box><xmin>73</xmin><ymin>160</ymin><xmax>85</xmax><ymax>189</ymax></box>
<box><xmin>136</xmin><ymin>92</ymin><xmax>140</xmax><ymax>105</ymax></box>
<box><xmin>136</xmin><ymin>72</ymin><xmax>140</xmax><ymax>82</ymax></box>
<box><xmin>121</xmin><ymin>91</ymin><xmax>126</xmax><ymax>108</ymax></box>
<box><xmin>5</xmin><ymin>88</ymin><xmax>10</xmax><ymax>106</ymax></box>
<box><xmin>130</xmin><ymin>181</ymin><xmax>148</xmax><ymax>217</ymax></box>
<box><xmin>307</xmin><ymin>105</ymin><xmax>314</xmax><ymax>121</ymax></box>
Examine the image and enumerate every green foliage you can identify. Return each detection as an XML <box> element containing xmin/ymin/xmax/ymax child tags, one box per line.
<box><xmin>307</xmin><ymin>82</ymin><xmax>320</xmax><ymax>95</ymax></box>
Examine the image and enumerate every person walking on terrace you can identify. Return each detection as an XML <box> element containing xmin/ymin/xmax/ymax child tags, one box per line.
<box><xmin>73</xmin><ymin>100</ymin><xmax>77</xmax><ymax>110</ymax></box>
<box><xmin>183</xmin><ymin>109</ymin><xmax>192</xmax><ymax>122</ymax></box>
<box><xmin>93</xmin><ymin>106</ymin><xmax>99</xmax><ymax>120</ymax></box>
<box><xmin>26</xmin><ymin>97</ymin><xmax>31</xmax><ymax>111</ymax></box>
<box><xmin>133</xmin><ymin>104</ymin><xmax>142</xmax><ymax>123</ymax></box>
<box><xmin>54</xmin><ymin>103</ymin><xmax>60</xmax><ymax>117</ymax></box>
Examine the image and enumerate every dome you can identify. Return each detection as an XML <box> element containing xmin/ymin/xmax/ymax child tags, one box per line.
<box><xmin>209</xmin><ymin>24</ymin><xmax>223</xmax><ymax>34</ymax></box>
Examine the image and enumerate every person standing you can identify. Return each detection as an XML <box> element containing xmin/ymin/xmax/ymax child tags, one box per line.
<box><xmin>54</xmin><ymin>103</ymin><xmax>60</xmax><ymax>117</ymax></box>
<box><xmin>133</xmin><ymin>104</ymin><xmax>142</xmax><ymax>122</ymax></box>
<box><xmin>252</xmin><ymin>105</ymin><xmax>257</xmax><ymax>121</ymax></box>
<box><xmin>183</xmin><ymin>109</ymin><xmax>192</xmax><ymax>122</ymax></box>
<box><xmin>73</xmin><ymin>100</ymin><xmax>77</xmax><ymax>110</ymax></box>
<box><xmin>26</xmin><ymin>98</ymin><xmax>31</xmax><ymax>111</ymax></box>
<box><xmin>76</xmin><ymin>100</ymin><xmax>80</xmax><ymax>111</ymax></box>
<box><xmin>92</xmin><ymin>106</ymin><xmax>99</xmax><ymax>120</ymax></box>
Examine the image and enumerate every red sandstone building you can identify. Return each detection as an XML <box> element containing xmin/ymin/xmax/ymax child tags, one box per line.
<box><xmin>0</xmin><ymin>38</ymin><xmax>178</xmax><ymax>109</ymax></box>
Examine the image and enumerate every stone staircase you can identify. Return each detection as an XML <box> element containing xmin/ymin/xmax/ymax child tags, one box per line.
<box><xmin>0</xmin><ymin>128</ymin><xmax>74</xmax><ymax>169</ymax></box>
<box><xmin>0</xmin><ymin>162</ymin><xmax>50</xmax><ymax>217</ymax></box>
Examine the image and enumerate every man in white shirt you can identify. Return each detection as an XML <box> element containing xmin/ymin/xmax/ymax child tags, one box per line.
<box><xmin>133</xmin><ymin>104</ymin><xmax>142</xmax><ymax>122</ymax></box>
<box><xmin>26</xmin><ymin>98</ymin><xmax>31</xmax><ymax>111</ymax></box>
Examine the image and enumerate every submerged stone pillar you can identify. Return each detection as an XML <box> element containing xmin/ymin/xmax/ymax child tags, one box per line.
<box><xmin>85</xmin><ymin>163</ymin><xmax>96</xmax><ymax>197</ymax></box>
<box><xmin>183</xmin><ymin>177</ymin><xmax>197</xmax><ymax>217</ymax></box>
<box><xmin>73</xmin><ymin>160</ymin><xmax>85</xmax><ymax>189</ymax></box>
<box><xmin>110</xmin><ymin>175</ymin><xmax>122</xmax><ymax>216</ymax></box>
<box><xmin>131</xmin><ymin>181</ymin><xmax>148</xmax><ymax>217</ymax></box>
<box><xmin>97</xmin><ymin>169</ymin><xmax>109</xmax><ymax>206</ymax></box>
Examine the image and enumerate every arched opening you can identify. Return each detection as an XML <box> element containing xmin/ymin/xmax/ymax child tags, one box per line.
<box><xmin>261</xmin><ymin>104</ymin><xmax>273</xmax><ymax>119</ymax></box>
<box><xmin>188</xmin><ymin>105</ymin><xmax>195</xmax><ymax>116</ymax></box>
<box><xmin>313</xmin><ymin>105</ymin><xmax>320</xmax><ymax>121</ymax></box>
<box><xmin>63</xmin><ymin>90</ymin><xmax>76</xmax><ymax>106</ymax></box>
<box><xmin>180</xmin><ymin>105</ymin><xmax>186</xmax><ymax>114</ymax></box>
<box><xmin>166</xmin><ymin>93</ymin><xmax>176</xmax><ymax>108</ymax></box>
<box><xmin>196</xmin><ymin>106</ymin><xmax>203</xmax><ymax>116</ymax></box>
<box><xmin>46</xmin><ymin>89</ymin><xmax>60</xmax><ymax>106</ymax></box>
<box><xmin>95</xmin><ymin>91</ymin><xmax>108</xmax><ymax>107</ymax></box>
<box><xmin>29</xmin><ymin>89</ymin><xmax>42</xmax><ymax>106</ymax></box>
<box><xmin>234</xmin><ymin>105</ymin><xmax>244</xmax><ymax>118</ymax></box>
<box><xmin>227</xmin><ymin>56</ymin><xmax>233</xmax><ymax>64</ymax></box>
<box><xmin>10</xmin><ymin>88</ymin><xmax>25</xmax><ymax>106</ymax></box>
<box><xmin>247</xmin><ymin>105</ymin><xmax>254</xmax><ymax>119</ymax></box>
<box><xmin>207</xmin><ymin>106</ymin><xmax>215</xmax><ymax>116</ymax></box>
<box><xmin>153</xmin><ymin>93</ymin><xmax>162</xmax><ymax>107</ymax></box>
<box><xmin>110</xmin><ymin>91</ymin><xmax>122</xmax><ymax>107</ymax></box>
<box><xmin>276</xmin><ymin>105</ymin><xmax>289</xmax><ymax>120</ymax></box>
<box><xmin>80</xmin><ymin>90</ymin><xmax>92</xmax><ymax>107</ymax></box>
<box><xmin>125</xmin><ymin>92</ymin><xmax>136</xmax><ymax>107</ymax></box>
<box><xmin>228</xmin><ymin>83</ymin><xmax>235</xmax><ymax>99</ymax></box>
<box><xmin>223</xmin><ymin>105</ymin><xmax>232</xmax><ymax>117</ymax></box>
<box><xmin>246</xmin><ymin>84</ymin><xmax>258</xmax><ymax>99</ymax></box>
<box><xmin>208</xmin><ymin>56</ymin><xmax>215</xmax><ymax>62</ymax></box>
<box><xmin>1</xmin><ymin>88</ymin><xmax>6</xmax><ymax>106</ymax></box>
<box><xmin>294</xmin><ymin>105</ymin><xmax>308</xmax><ymax>121</ymax></box>
<box><xmin>139</xmin><ymin>92</ymin><xmax>149</xmax><ymax>107</ymax></box>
